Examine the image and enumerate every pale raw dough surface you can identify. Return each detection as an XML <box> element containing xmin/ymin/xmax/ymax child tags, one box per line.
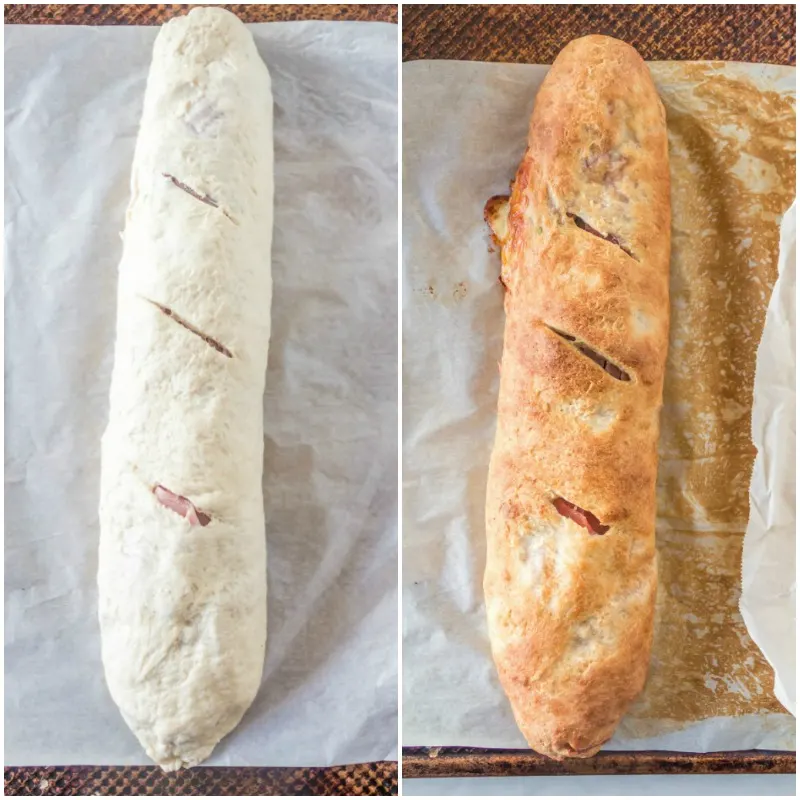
<box><xmin>98</xmin><ymin>7</ymin><xmax>274</xmax><ymax>770</ymax></box>
<box><xmin>4</xmin><ymin>19</ymin><xmax>397</xmax><ymax>769</ymax></box>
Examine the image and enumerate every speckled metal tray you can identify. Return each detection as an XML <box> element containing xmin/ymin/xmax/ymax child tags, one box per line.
<box><xmin>4</xmin><ymin>3</ymin><xmax>397</xmax><ymax>25</ymax></box>
<box><xmin>402</xmin><ymin>3</ymin><xmax>795</xmax><ymax>64</ymax></box>
<box><xmin>4</xmin><ymin>763</ymin><xmax>397</xmax><ymax>796</ymax></box>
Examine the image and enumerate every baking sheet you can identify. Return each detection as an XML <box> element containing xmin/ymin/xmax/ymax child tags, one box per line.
<box><xmin>402</xmin><ymin>60</ymin><xmax>796</xmax><ymax>751</ymax></box>
<box><xmin>4</xmin><ymin>20</ymin><xmax>398</xmax><ymax>767</ymax></box>
<box><xmin>740</xmin><ymin>202</ymin><xmax>796</xmax><ymax>717</ymax></box>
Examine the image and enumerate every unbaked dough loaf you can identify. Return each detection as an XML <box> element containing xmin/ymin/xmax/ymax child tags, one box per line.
<box><xmin>98</xmin><ymin>7</ymin><xmax>273</xmax><ymax>771</ymax></box>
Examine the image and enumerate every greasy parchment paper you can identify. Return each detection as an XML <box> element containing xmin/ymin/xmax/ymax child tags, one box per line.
<box><xmin>403</xmin><ymin>60</ymin><xmax>796</xmax><ymax>751</ymax></box>
<box><xmin>4</xmin><ymin>21</ymin><xmax>397</xmax><ymax>767</ymax></box>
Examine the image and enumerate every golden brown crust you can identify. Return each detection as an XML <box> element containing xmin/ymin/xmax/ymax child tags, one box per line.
<box><xmin>484</xmin><ymin>35</ymin><xmax>670</xmax><ymax>760</ymax></box>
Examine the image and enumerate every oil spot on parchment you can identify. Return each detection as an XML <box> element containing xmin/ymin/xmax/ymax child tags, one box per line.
<box><xmin>630</xmin><ymin>529</ymin><xmax>777</xmax><ymax>722</ymax></box>
<box><xmin>621</xmin><ymin>64</ymin><xmax>795</xmax><ymax>728</ymax></box>
<box><xmin>453</xmin><ymin>281</ymin><xmax>468</xmax><ymax>301</ymax></box>
<box><xmin>414</xmin><ymin>282</ymin><xmax>438</xmax><ymax>300</ymax></box>
<box><xmin>414</xmin><ymin>281</ymin><xmax>470</xmax><ymax>305</ymax></box>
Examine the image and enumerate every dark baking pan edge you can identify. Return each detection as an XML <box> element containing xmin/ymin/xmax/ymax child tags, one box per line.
<box><xmin>401</xmin><ymin>747</ymin><xmax>796</xmax><ymax>778</ymax></box>
<box><xmin>4</xmin><ymin>763</ymin><xmax>399</xmax><ymax>797</ymax></box>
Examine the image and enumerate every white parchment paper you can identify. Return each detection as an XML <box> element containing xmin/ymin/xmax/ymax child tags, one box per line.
<box><xmin>4</xmin><ymin>21</ymin><xmax>397</xmax><ymax>767</ymax></box>
<box><xmin>402</xmin><ymin>60</ymin><xmax>795</xmax><ymax>752</ymax></box>
<box><xmin>740</xmin><ymin>202</ymin><xmax>796</xmax><ymax>717</ymax></box>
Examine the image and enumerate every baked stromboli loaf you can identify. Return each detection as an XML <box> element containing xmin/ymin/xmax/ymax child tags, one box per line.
<box><xmin>98</xmin><ymin>8</ymin><xmax>273</xmax><ymax>770</ymax></box>
<box><xmin>484</xmin><ymin>35</ymin><xmax>670</xmax><ymax>759</ymax></box>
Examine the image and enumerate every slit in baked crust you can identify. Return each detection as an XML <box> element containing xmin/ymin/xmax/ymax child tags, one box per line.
<box><xmin>547</xmin><ymin>326</ymin><xmax>631</xmax><ymax>382</ymax></box>
<box><xmin>552</xmin><ymin>496</ymin><xmax>609</xmax><ymax>535</ymax></box>
<box><xmin>567</xmin><ymin>212</ymin><xmax>637</xmax><ymax>261</ymax></box>
<box><xmin>162</xmin><ymin>173</ymin><xmax>237</xmax><ymax>223</ymax></box>
<box><xmin>144</xmin><ymin>298</ymin><xmax>233</xmax><ymax>358</ymax></box>
<box><xmin>153</xmin><ymin>484</ymin><xmax>211</xmax><ymax>527</ymax></box>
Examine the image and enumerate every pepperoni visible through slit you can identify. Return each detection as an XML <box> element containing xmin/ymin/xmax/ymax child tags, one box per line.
<box><xmin>547</xmin><ymin>326</ymin><xmax>631</xmax><ymax>382</ymax></box>
<box><xmin>154</xmin><ymin>484</ymin><xmax>211</xmax><ymax>527</ymax></box>
<box><xmin>144</xmin><ymin>298</ymin><xmax>233</xmax><ymax>358</ymax></box>
<box><xmin>573</xmin><ymin>342</ymin><xmax>631</xmax><ymax>381</ymax></box>
<box><xmin>162</xmin><ymin>173</ymin><xmax>220</xmax><ymax>209</ymax></box>
<box><xmin>567</xmin><ymin>212</ymin><xmax>637</xmax><ymax>260</ymax></box>
<box><xmin>552</xmin><ymin>497</ymin><xmax>609</xmax><ymax>535</ymax></box>
<box><xmin>162</xmin><ymin>172</ymin><xmax>236</xmax><ymax>222</ymax></box>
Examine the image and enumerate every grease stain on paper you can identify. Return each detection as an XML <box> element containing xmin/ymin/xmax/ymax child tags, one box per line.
<box><xmin>623</xmin><ymin>64</ymin><xmax>795</xmax><ymax>726</ymax></box>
